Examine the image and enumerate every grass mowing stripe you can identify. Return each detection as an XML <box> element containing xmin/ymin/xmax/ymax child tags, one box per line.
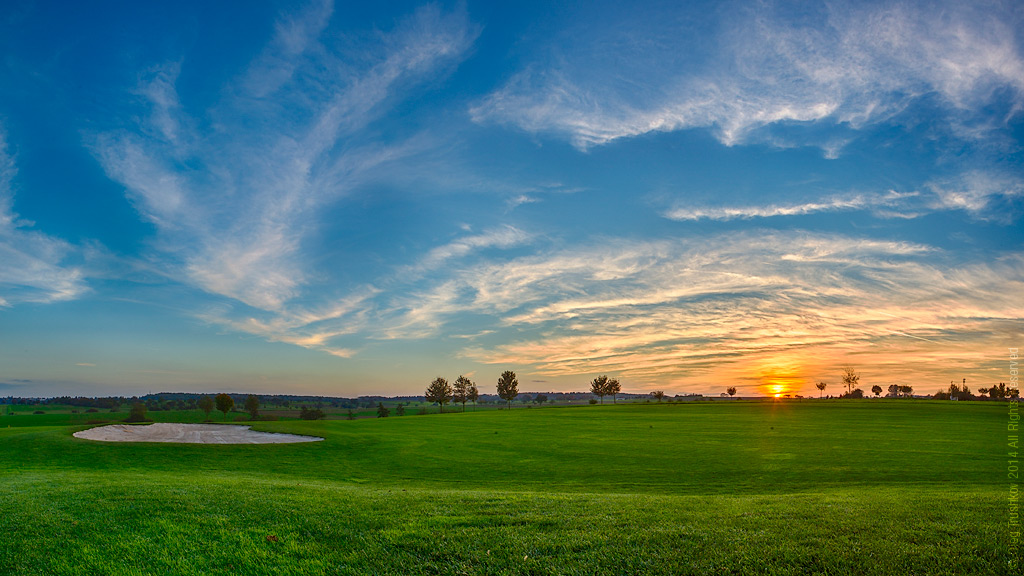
<box><xmin>0</xmin><ymin>472</ymin><xmax>1011</xmax><ymax>576</ymax></box>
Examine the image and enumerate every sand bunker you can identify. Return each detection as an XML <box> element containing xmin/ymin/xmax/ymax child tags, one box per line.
<box><xmin>73</xmin><ymin>423</ymin><xmax>323</xmax><ymax>444</ymax></box>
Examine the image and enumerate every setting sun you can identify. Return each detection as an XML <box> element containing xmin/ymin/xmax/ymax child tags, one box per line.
<box><xmin>757</xmin><ymin>365</ymin><xmax>807</xmax><ymax>397</ymax></box>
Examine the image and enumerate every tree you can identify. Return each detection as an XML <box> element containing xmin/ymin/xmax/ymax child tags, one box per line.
<box><xmin>244</xmin><ymin>395</ymin><xmax>260</xmax><ymax>419</ymax></box>
<box><xmin>899</xmin><ymin>385</ymin><xmax>914</xmax><ymax>397</ymax></box>
<box><xmin>395</xmin><ymin>403</ymin><xmax>405</xmax><ymax>416</ymax></box>
<box><xmin>376</xmin><ymin>402</ymin><xmax>390</xmax><ymax>418</ymax></box>
<box><xmin>591</xmin><ymin>375</ymin><xmax>610</xmax><ymax>404</ymax></box>
<box><xmin>887</xmin><ymin>384</ymin><xmax>901</xmax><ymax>398</ymax></box>
<box><xmin>453</xmin><ymin>375</ymin><xmax>473</xmax><ymax>412</ymax></box>
<box><xmin>727</xmin><ymin>386</ymin><xmax>737</xmax><ymax>398</ymax></box>
<box><xmin>125</xmin><ymin>402</ymin><xmax>148</xmax><ymax>423</ymax></box>
<box><xmin>871</xmin><ymin>385</ymin><xmax>882</xmax><ymax>397</ymax></box>
<box><xmin>651</xmin><ymin>390</ymin><xmax>665</xmax><ymax>402</ymax></box>
<box><xmin>841</xmin><ymin>367</ymin><xmax>860</xmax><ymax>395</ymax></box>
<box><xmin>198</xmin><ymin>396</ymin><xmax>214</xmax><ymax>419</ymax></box>
<box><xmin>215</xmin><ymin>393</ymin><xmax>234</xmax><ymax>420</ymax></box>
<box><xmin>534</xmin><ymin>393</ymin><xmax>548</xmax><ymax>404</ymax></box>
<box><xmin>497</xmin><ymin>370</ymin><xmax>519</xmax><ymax>409</ymax></box>
<box><xmin>607</xmin><ymin>378</ymin><xmax>621</xmax><ymax>403</ymax></box>
<box><xmin>467</xmin><ymin>382</ymin><xmax>479</xmax><ymax>411</ymax></box>
<box><xmin>815</xmin><ymin>382</ymin><xmax>827</xmax><ymax>398</ymax></box>
<box><xmin>425</xmin><ymin>377</ymin><xmax>453</xmax><ymax>413</ymax></box>
<box><xmin>346</xmin><ymin>409</ymin><xmax>356</xmax><ymax>420</ymax></box>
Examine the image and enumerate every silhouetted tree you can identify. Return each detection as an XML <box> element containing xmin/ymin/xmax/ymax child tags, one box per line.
<box><xmin>453</xmin><ymin>375</ymin><xmax>473</xmax><ymax>412</ymax></box>
<box><xmin>198</xmin><ymin>396</ymin><xmax>214</xmax><ymax>418</ymax></box>
<box><xmin>425</xmin><ymin>377</ymin><xmax>453</xmax><ymax>413</ymax></box>
<box><xmin>899</xmin><ymin>385</ymin><xmax>914</xmax><ymax>397</ymax></box>
<box><xmin>591</xmin><ymin>375</ymin><xmax>610</xmax><ymax>404</ymax></box>
<box><xmin>871</xmin><ymin>385</ymin><xmax>882</xmax><ymax>397</ymax></box>
<box><xmin>497</xmin><ymin>370</ymin><xmax>519</xmax><ymax>409</ymax></box>
<box><xmin>607</xmin><ymin>378</ymin><xmax>621</xmax><ymax>403</ymax></box>
<box><xmin>244</xmin><ymin>395</ymin><xmax>260</xmax><ymax>419</ymax></box>
<box><xmin>467</xmin><ymin>382</ymin><xmax>479</xmax><ymax>411</ymax></box>
<box><xmin>215</xmin><ymin>393</ymin><xmax>234</xmax><ymax>420</ymax></box>
<box><xmin>983</xmin><ymin>382</ymin><xmax>1018</xmax><ymax>400</ymax></box>
<box><xmin>395</xmin><ymin>403</ymin><xmax>405</xmax><ymax>416</ymax></box>
<box><xmin>727</xmin><ymin>386</ymin><xmax>737</xmax><ymax>398</ymax></box>
<box><xmin>841</xmin><ymin>367</ymin><xmax>860</xmax><ymax>396</ymax></box>
<box><xmin>376</xmin><ymin>402</ymin><xmax>390</xmax><ymax>418</ymax></box>
<box><xmin>534</xmin><ymin>393</ymin><xmax>548</xmax><ymax>404</ymax></box>
<box><xmin>651</xmin><ymin>390</ymin><xmax>665</xmax><ymax>402</ymax></box>
<box><xmin>815</xmin><ymin>382</ymin><xmax>827</xmax><ymax>398</ymax></box>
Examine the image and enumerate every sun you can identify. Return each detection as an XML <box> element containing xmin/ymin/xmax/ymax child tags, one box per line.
<box><xmin>756</xmin><ymin>365</ymin><xmax>807</xmax><ymax>397</ymax></box>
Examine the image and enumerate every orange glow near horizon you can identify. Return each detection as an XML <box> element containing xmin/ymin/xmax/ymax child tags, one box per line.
<box><xmin>757</xmin><ymin>364</ymin><xmax>807</xmax><ymax>397</ymax></box>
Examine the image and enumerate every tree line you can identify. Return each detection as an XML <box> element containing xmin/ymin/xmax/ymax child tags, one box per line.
<box><xmin>423</xmin><ymin>371</ymin><xmax>522</xmax><ymax>413</ymax></box>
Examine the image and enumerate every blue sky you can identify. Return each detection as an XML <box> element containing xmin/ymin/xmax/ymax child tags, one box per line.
<box><xmin>1</xmin><ymin>0</ymin><xmax>1021</xmax><ymax>398</ymax></box>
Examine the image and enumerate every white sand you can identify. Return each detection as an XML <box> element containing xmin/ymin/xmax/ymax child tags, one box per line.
<box><xmin>73</xmin><ymin>423</ymin><xmax>323</xmax><ymax>444</ymax></box>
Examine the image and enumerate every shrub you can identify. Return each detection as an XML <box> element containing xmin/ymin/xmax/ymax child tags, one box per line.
<box><xmin>33</xmin><ymin>410</ymin><xmax>45</xmax><ymax>414</ymax></box>
<box><xmin>124</xmin><ymin>403</ymin><xmax>151</xmax><ymax>423</ymax></box>
<box><xmin>85</xmin><ymin>408</ymin><xmax>99</xmax><ymax>413</ymax></box>
<box><xmin>299</xmin><ymin>407</ymin><xmax>325</xmax><ymax>420</ymax></box>
<box><xmin>588</xmin><ymin>399</ymin><xmax>598</xmax><ymax>405</ymax></box>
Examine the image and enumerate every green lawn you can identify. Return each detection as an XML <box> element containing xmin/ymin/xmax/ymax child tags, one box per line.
<box><xmin>1</xmin><ymin>401</ymin><xmax>1018</xmax><ymax>575</ymax></box>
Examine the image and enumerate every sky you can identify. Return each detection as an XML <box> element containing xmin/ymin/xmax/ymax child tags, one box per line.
<box><xmin>0</xmin><ymin>0</ymin><xmax>1022</xmax><ymax>399</ymax></box>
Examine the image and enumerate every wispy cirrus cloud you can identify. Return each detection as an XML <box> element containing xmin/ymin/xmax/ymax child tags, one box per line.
<box><xmin>663</xmin><ymin>171</ymin><xmax>1024</xmax><ymax>222</ymax></box>
<box><xmin>89</xmin><ymin>2</ymin><xmax>479</xmax><ymax>350</ymax></box>
<box><xmin>0</xmin><ymin>127</ymin><xmax>86</xmax><ymax>306</ymax></box>
<box><xmin>356</xmin><ymin>230</ymin><xmax>1022</xmax><ymax>393</ymax></box>
<box><xmin>664</xmin><ymin>190</ymin><xmax>919</xmax><ymax>221</ymax></box>
<box><xmin>471</xmin><ymin>0</ymin><xmax>1024</xmax><ymax>151</ymax></box>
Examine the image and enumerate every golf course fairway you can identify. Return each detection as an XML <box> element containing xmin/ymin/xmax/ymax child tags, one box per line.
<box><xmin>1</xmin><ymin>400</ymin><xmax>1016</xmax><ymax>575</ymax></box>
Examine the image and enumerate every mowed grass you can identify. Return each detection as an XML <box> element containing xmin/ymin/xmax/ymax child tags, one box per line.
<box><xmin>1</xmin><ymin>401</ymin><xmax>1018</xmax><ymax>575</ymax></box>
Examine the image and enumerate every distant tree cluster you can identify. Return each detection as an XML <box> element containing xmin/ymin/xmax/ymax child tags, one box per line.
<box><xmin>299</xmin><ymin>406</ymin><xmax>325</xmax><ymax>420</ymax></box>
<box><xmin>980</xmin><ymin>382</ymin><xmax>1020</xmax><ymax>400</ymax></box>
<box><xmin>589</xmin><ymin>375</ymin><xmax>621</xmax><ymax>404</ymax></box>
<box><xmin>424</xmin><ymin>375</ymin><xmax>482</xmax><ymax>413</ymax></box>
<box><xmin>887</xmin><ymin>384</ymin><xmax>915</xmax><ymax>398</ymax></box>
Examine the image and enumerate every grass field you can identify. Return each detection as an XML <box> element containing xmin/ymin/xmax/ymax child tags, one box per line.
<box><xmin>1</xmin><ymin>400</ymin><xmax>1018</xmax><ymax>575</ymax></box>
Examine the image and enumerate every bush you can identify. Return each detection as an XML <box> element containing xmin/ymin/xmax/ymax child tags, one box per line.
<box><xmin>299</xmin><ymin>407</ymin><xmax>325</xmax><ymax>420</ymax></box>
<box><xmin>588</xmin><ymin>399</ymin><xmax>598</xmax><ymax>405</ymax></box>
<box><xmin>33</xmin><ymin>410</ymin><xmax>45</xmax><ymax>414</ymax></box>
<box><xmin>85</xmin><ymin>408</ymin><xmax>99</xmax><ymax>413</ymax></box>
<box><xmin>124</xmin><ymin>403</ymin><xmax>151</xmax><ymax>423</ymax></box>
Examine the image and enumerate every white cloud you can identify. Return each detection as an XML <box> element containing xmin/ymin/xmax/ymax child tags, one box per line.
<box><xmin>0</xmin><ymin>128</ymin><xmax>87</xmax><ymax>305</ymax></box>
<box><xmin>351</xmin><ymin>229</ymin><xmax>1021</xmax><ymax>391</ymax></box>
<box><xmin>664</xmin><ymin>190</ymin><xmax>918</xmax><ymax>221</ymax></box>
<box><xmin>91</xmin><ymin>3</ymin><xmax>478</xmax><ymax>314</ymax></box>
<box><xmin>471</xmin><ymin>1</ymin><xmax>1024</xmax><ymax>151</ymax></box>
<box><xmin>927</xmin><ymin>171</ymin><xmax>1024</xmax><ymax>219</ymax></box>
